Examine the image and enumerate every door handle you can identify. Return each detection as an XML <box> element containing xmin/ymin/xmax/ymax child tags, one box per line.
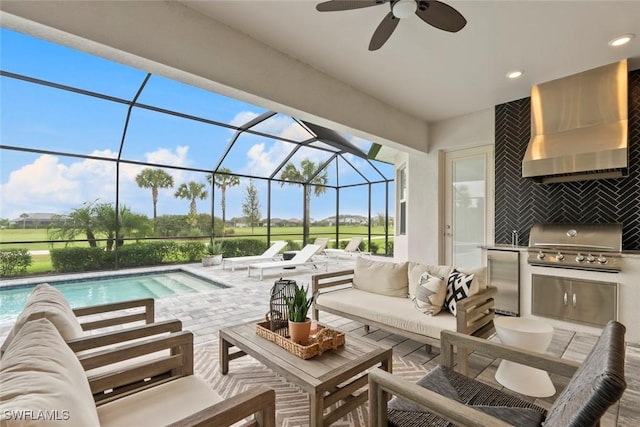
<box><xmin>563</xmin><ymin>292</ymin><xmax>568</xmax><ymax>306</ymax></box>
<box><xmin>572</xmin><ymin>293</ymin><xmax>577</xmax><ymax>307</ymax></box>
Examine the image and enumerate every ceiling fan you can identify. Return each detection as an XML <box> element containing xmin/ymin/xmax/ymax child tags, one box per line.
<box><xmin>316</xmin><ymin>0</ymin><xmax>467</xmax><ymax>51</ymax></box>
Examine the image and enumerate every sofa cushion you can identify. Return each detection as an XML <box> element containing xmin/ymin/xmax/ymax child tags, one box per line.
<box><xmin>96</xmin><ymin>375</ymin><xmax>222</xmax><ymax>426</ymax></box>
<box><xmin>413</xmin><ymin>273</ymin><xmax>447</xmax><ymax>316</ymax></box>
<box><xmin>444</xmin><ymin>270</ymin><xmax>477</xmax><ymax>316</ymax></box>
<box><xmin>1</xmin><ymin>283</ymin><xmax>83</xmax><ymax>353</ymax></box>
<box><xmin>0</xmin><ymin>318</ymin><xmax>100</xmax><ymax>427</ymax></box>
<box><xmin>353</xmin><ymin>257</ymin><xmax>408</xmax><ymax>298</ymax></box>
<box><xmin>407</xmin><ymin>263</ymin><xmax>452</xmax><ymax>299</ymax></box>
<box><xmin>316</xmin><ymin>288</ymin><xmax>457</xmax><ymax>339</ymax></box>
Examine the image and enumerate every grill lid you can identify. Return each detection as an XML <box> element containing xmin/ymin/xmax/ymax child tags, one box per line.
<box><xmin>528</xmin><ymin>223</ymin><xmax>622</xmax><ymax>252</ymax></box>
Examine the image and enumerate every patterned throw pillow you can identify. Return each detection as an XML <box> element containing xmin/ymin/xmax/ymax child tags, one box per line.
<box><xmin>413</xmin><ymin>272</ymin><xmax>446</xmax><ymax>316</ymax></box>
<box><xmin>444</xmin><ymin>270</ymin><xmax>475</xmax><ymax>316</ymax></box>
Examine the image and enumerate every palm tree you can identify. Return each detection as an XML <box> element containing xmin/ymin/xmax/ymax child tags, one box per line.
<box><xmin>279</xmin><ymin>158</ymin><xmax>328</xmax><ymax>244</ymax></box>
<box><xmin>19</xmin><ymin>213</ymin><xmax>28</xmax><ymax>229</ymax></box>
<box><xmin>135</xmin><ymin>168</ymin><xmax>174</xmax><ymax>220</ymax></box>
<box><xmin>49</xmin><ymin>201</ymin><xmax>99</xmax><ymax>247</ymax></box>
<box><xmin>174</xmin><ymin>181</ymin><xmax>208</xmax><ymax>228</ymax></box>
<box><xmin>207</xmin><ymin>168</ymin><xmax>239</xmax><ymax>233</ymax></box>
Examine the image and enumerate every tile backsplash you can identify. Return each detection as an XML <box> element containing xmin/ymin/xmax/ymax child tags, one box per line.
<box><xmin>494</xmin><ymin>70</ymin><xmax>640</xmax><ymax>250</ymax></box>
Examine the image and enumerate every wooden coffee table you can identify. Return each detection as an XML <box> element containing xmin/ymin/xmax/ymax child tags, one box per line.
<box><xmin>220</xmin><ymin>320</ymin><xmax>392</xmax><ymax>427</ymax></box>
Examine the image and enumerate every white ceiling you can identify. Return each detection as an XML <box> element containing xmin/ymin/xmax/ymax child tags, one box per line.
<box><xmin>181</xmin><ymin>0</ymin><xmax>640</xmax><ymax>124</ymax></box>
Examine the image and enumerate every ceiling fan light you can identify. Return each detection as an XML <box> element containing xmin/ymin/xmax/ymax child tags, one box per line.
<box><xmin>392</xmin><ymin>0</ymin><xmax>416</xmax><ymax>19</ymax></box>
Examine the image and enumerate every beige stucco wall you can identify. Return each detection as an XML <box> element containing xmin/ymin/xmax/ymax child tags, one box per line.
<box><xmin>394</xmin><ymin>108</ymin><xmax>495</xmax><ymax>265</ymax></box>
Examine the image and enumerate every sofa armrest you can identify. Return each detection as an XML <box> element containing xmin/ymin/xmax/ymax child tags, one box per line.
<box><xmin>455</xmin><ymin>285</ymin><xmax>497</xmax><ymax>336</ymax></box>
<box><xmin>73</xmin><ymin>298</ymin><xmax>155</xmax><ymax>331</ymax></box>
<box><xmin>66</xmin><ymin>319</ymin><xmax>183</xmax><ymax>353</ymax></box>
<box><xmin>166</xmin><ymin>384</ymin><xmax>276</xmax><ymax>427</ymax></box>
<box><xmin>312</xmin><ymin>269</ymin><xmax>355</xmax><ymax>320</ymax></box>
<box><xmin>439</xmin><ymin>329</ymin><xmax>580</xmax><ymax>378</ymax></box>
<box><xmin>83</xmin><ymin>330</ymin><xmax>194</xmax><ymax>402</ymax></box>
<box><xmin>368</xmin><ymin>368</ymin><xmax>512</xmax><ymax>427</ymax></box>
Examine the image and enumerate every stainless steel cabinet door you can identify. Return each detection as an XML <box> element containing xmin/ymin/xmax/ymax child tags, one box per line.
<box><xmin>570</xmin><ymin>280</ymin><xmax>617</xmax><ymax>327</ymax></box>
<box><xmin>532</xmin><ymin>275</ymin><xmax>569</xmax><ymax>320</ymax></box>
<box><xmin>487</xmin><ymin>249</ymin><xmax>519</xmax><ymax>315</ymax></box>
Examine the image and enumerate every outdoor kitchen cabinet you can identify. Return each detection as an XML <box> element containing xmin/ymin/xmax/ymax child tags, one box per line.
<box><xmin>532</xmin><ymin>274</ymin><xmax>617</xmax><ymax>327</ymax></box>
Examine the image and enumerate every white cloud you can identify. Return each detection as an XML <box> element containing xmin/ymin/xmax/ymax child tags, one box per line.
<box><xmin>0</xmin><ymin>146</ymin><xmax>194</xmax><ymax>220</ymax></box>
<box><xmin>229</xmin><ymin>111</ymin><xmax>259</xmax><ymax>127</ymax></box>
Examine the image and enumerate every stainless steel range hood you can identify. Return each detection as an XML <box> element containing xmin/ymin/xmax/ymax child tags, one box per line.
<box><xmin>522</xmin><ymin>60</ymin><xmax>628</xmax><ymax>183</ymax></box>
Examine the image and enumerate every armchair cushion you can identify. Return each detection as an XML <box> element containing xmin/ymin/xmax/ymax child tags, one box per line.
<box><xmin>0</xmin><ymin>318</ymin><xmax>100</xmax><ymax>427</ymax></box>
<box><xmin>388</xmin><ymin>365</ymin><xmax>546</xmax><ymax>427</ymax></box>
<box><xmin>96</xmin><ymin>375</ymin><xmax>222</xmax><ymax>426</ymax></box>
<box><xmin>2</xmin><ymin>283</ymin><xmax>83</xmax><ymax>352</ymax></box>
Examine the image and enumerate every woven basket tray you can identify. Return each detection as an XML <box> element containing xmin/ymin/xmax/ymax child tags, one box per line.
<box><xmin>256</xmin><ymin>321</ymin><xmax>345</xmax><ymax>359</ymax></box>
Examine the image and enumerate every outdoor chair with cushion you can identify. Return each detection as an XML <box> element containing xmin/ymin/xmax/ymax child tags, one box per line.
<box><xmin>222</xmin><ymin>240</ymin><xmax>287</xmax><ymax>271</ymax></box>
<box><xmin>311</xmin><ymin>237</ymin><xmax>330</xmax><ymax>257</ymax></box>
<box><xmin>0</xmin><ymin>317</ymin><xmax>276</xmax><ymax>427</ymax></box>
<box><xmin>247</xmin><ymin>244</ymin><xmax>329</xmax><ymax>280</ymax></box>
<box><xmin>1</xmin><ymin>283</ymin><xmax>177</xmax><ymax>359</ymax></box>
<box><xmin>369</xmin><ymin>320</ymin><xmax>626</xmax><ymax>427</ymax></box>
<box><xmin>324</xmin><ymin>236</ymin><xmax>370</xmax><ymax>261</ymax></box>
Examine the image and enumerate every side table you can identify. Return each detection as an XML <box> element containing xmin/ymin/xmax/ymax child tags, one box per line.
<box><xmin>494</xmin><ymin>316</ymin><xmax>556</xmax><ymax>397</ymax></box>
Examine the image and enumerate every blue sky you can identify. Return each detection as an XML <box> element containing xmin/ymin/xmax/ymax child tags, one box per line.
<box><xmin>0</xmin><ymin>28</ymin><xmax>394</xmax><ymax>222</ymax></box>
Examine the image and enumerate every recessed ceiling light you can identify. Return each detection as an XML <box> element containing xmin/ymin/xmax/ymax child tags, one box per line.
<box><xmin>506</xmin><ymin>70</ymin><xmax>524</xmax><ymax>79</ymax></box>
<box><xmin>608</xmin><ymin>34</ymin><xmax>635</xmax><ymax>47</ymax></box>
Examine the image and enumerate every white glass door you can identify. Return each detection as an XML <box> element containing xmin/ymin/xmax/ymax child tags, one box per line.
<box><xmin>444</xmin><ymin>146</ymin><xmax>493</xmax><ymax>268</ymax></box>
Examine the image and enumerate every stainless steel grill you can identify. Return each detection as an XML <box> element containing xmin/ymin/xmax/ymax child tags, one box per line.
<box><xmin>527</xmin><ymin>223</ymin><xmax>622</xmax><ymax>272</ymax></box>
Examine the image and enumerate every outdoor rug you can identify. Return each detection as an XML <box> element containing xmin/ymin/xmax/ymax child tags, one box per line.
<box><xmin>194</xmin><ymin>341</ymin><xmax>430</xmax><ymax>427</ymax></box>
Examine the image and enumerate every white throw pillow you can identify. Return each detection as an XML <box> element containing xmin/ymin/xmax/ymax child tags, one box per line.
<box><xmin>0</xmin><ymin>318</ymin><xmax>100</xmax><ymax>427</ymax></box>
<box><xmin>407</xmin><ymin>263</ymin><xmax>453</xmax><ymax>299</ymax></box>
<box><xmin>413</xmin><ymin>272</ymin><xmax>446</xmax><ymax>316</ymax></box>
<box><xmin>353</xmin><ymin>257</ymin><xmax>408</xmax><ymax>297</ymax></box>
<box><xmin>1</xmin><ymin>283</ymin><xmax>83</xmax><ymax>352</ymax></box>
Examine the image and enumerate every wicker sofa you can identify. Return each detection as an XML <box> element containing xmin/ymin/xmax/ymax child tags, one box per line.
<box><xmin>312</xmin><ymin>257</ymin><xmax>496</xmax><ymax>355</ymax></box>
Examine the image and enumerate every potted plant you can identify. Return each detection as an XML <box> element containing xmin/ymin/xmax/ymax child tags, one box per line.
<box><xmin>283</xmin><ymin>283</ymin><xmax>316</xmax><ymax>345</ymax></box>
<box><xmin>202</xmin><ymin>239</ymin><xmax>224</xmax><ymax>267</ymax></box>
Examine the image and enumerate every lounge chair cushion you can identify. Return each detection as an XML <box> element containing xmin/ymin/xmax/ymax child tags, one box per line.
<box><xmin>2</xmin><ymin>283</ymin><xmax>84</xmax><ymax>351</ymax></box>
<box><xmin>0</xmin><ymin>318</ymin><xmax>101</xmax><ymax>427</ymax></box>
<box><xmin>388</xmin><ymin>365</ymin><xmax>546</xmax><ymax>427</ymax></box>
<box><xmin>353</xmin><ymin>257</ymin><xmax>408</xmax><ymax>297</ymax></box>
<box><xmin>96</xmin><ymin>375</ymin><xmax>222</xmax><ymax>426</ymax></box>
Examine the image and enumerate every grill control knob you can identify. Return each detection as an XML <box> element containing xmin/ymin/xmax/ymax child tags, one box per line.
<box><xmin>537</xmin><ymin>251</ymin><xmax>546</xmax><ymax>260</ymax></box>
<box><xmin>597</xmin><ymin>254</ymin><xmax>608</xmax><ymax>264</ymax></box>
<box><xmin>576</xmin><ymin>253</ymin><xmax>585</xmax><ymax>262</ymax></box>
<box><xmin>556</xmin><ymin>252</ymin><xmax>564</xmax><ymax>261</ymax></box>
<box><xmin>586</xmin><ymin>254</ymin><xmax>596</xmax><ymax>263</ymax></box>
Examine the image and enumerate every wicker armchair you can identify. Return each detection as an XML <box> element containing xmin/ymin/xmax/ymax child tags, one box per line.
<box><xmin>369</xmin><ymin>320</ymin><xmax>626</xmax><ymax>427</ymax></box>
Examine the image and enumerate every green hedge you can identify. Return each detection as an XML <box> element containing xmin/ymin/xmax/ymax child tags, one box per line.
<box><xmin>51</xmin><ymin>247</ymin><xmax>106</xmax><ymax>272</ymax></box>
<box><xmin>0</xmin><ymin>248</ymin><xmax>32</xmax><ymax>277</ymax></box>
<box><xmin>220</xmin><ymin>239</ymin><xmax>267</xmax><ymax>257</ymax></box>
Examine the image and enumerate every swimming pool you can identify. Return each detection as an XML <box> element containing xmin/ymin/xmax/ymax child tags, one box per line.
<box><xmin>0</xmin><ymin>271</ymin><xmax>227</xmax><ymax>323</ymax></box>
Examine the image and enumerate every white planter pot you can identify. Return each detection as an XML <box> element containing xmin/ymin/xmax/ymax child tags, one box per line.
<box><xmin>202</xmin><ymin>254</ymin><xmax>223</xmax><ymax>267</ymax></box>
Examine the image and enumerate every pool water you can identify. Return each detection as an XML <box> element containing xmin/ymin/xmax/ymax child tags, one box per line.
<box><xmin>0</xmin><ymin>271</ymin><xmax>227</xmax><ymax>323</ymax></box>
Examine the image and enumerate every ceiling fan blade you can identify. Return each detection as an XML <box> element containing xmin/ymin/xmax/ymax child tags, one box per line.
<box><xmin>369</xmin><ymin>12</ymin><xmax>400</xmax><ymax>51</ymax></box>
<box><xmin>415</xmin><ymin>0</ymin><xmax>467</xmax><ymax>32</ymax></box>
<box><xmin>316</xmin><ymin>0</ymin><xmax>386</xmax><ymax>12</ymax></box>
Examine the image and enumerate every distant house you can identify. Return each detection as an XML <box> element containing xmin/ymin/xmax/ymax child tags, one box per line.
<box><xmin>9</xmin><ymin>213</ymin><xmax>60</xmax><ymax>228</ymax></box>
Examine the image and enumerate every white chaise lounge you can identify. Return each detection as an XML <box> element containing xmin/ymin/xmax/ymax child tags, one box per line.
<box><xmin>222</xmin><ymin>241</ymin><xmax>287</xmax><ymax>271</ymax></box>
<box><xmin>324</xmin><ymin>236</ymin><xmax>370</xmax><ymax>261</ymax></box>
<box><xmin>247</xmin><ymin>244</ymin><xmax>328</xmax><ymax>280</ymax></box>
